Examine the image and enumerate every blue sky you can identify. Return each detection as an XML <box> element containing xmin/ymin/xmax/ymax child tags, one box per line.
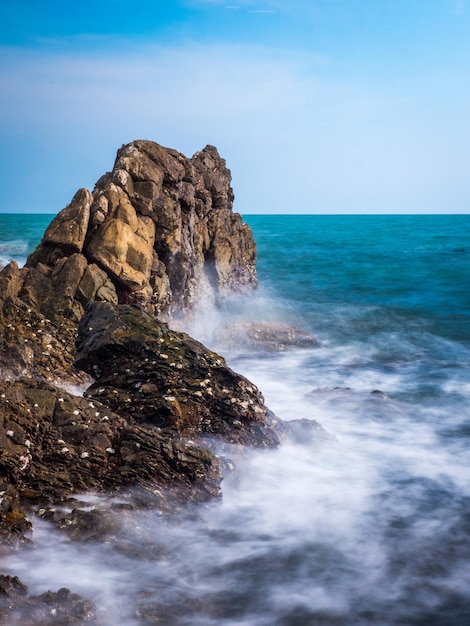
<box><xmin>1</xmin><ymin>0</ymin><xmax>470</xmax><ymax>214</ymax></box>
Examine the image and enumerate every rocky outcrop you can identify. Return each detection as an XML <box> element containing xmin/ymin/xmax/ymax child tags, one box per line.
<box><xmin>0</xmin><ymin>140</ymin><xmax>284</xmax><ymax>555</ymax></box>
<box><xmin>22</xmin><ymin>140</ymin><xmax>257</xmax><ymax>323</ymax></box>
<box><xmin>75</xmin><ymin>302</ymin><xmax>279</xmax><ymax>448</ymax></box>
<box><xmin>0</xmin><ymin>140</ymin><xmax>257</xmax><ymax>382</ymax></box>
<box><xmin>0</xmin><ymin>139</ymin><xmax>278</xmax><ymax>550</ymax></box>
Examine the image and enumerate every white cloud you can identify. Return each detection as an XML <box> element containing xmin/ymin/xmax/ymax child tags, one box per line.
<box><xmin>1</xmin><ymin>42</ymin><xmax>469</xmax><ymax>214</ymax></box>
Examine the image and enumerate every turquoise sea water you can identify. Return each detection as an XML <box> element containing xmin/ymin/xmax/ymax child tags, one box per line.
<box><xmin>1</xmin><ymin>213</ymin><xmax>470</xmax><ymax>625</ymax></box>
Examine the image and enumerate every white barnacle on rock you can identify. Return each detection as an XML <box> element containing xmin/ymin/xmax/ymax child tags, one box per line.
<box><xmin>106</xmin><ymin>447</ymin><xmax>115</xmax><ymax>454</ymax></box>
<box><xmin>73</xmin><ymin>410</ymin><xmax>80</xmax><ymax>415</ymax></box>
<box><xmin>164</xmin><ymin>395</ymin><xmax>176</xmax><ymax>402</ymax></box>
<box><xmin>58</xmin><ymin>397</ymin><xmax>64</xmax><ymax>403</ymax></box>
<box><xmin>88</xmin><ymin>402</ymin><xmax>95</xmax><ymax>408</ymax></box>
<box><xmin>95</xmin><ymin>411</ymin><xmax>100</xmax><ymax>417</ymax></box>
<box><xmin>80</xmin><ymin>451</ymin><xmax>90</xmax><ymax>459</ymax></box>
<box><xmin>101</xmin><ymin>416</ymin><xmax>110</xmax><ymax>422</ymax></box>
<box><xmin>1</xmin><ymin>394</ymin><xmax>5</xmax><ymax>398</ymax></box>
<box><xmin>6</xmin><ymin>430</ymin><xmax>14</xmax><ymax>437</ymax></box>
<box><xmin>161</xmin><ymin>354</ymin><xmax>169</xmax><ymax>359</ymax></box>
<box><xmin>24</xmin><ymin>439</ymin><xmax>31</xmax><ymax>448</ymax></box>
<box><xmin>61</xmin><ymin>447</ymin><xmax>70</xmax><ymax>453</ymax></box>
<box><xmin>176</xmin><ymin>363</ymin><xmax>183</xmax><ymax>369</ymax></box>
<box><xmin>19</xmin><ymin>455</ymin><xmax>30</xmax><ymax>471</ymax></box>
<box><xmin>194</xmin><ymin>390</ymin><xmax>203</xmax><ymax>397</ymax></box>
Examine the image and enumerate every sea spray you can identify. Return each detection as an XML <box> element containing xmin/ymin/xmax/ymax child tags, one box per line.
<box><xmin>1</xmin><ymin>214</ymin><xmax>470</xmax><ymax>624</ymax></box>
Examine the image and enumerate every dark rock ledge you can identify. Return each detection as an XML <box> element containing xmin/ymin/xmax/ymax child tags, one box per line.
<box><xmin>0</xmin><ymin>140</ymin><xmax>323</xmax><ymax>623</ymax></box>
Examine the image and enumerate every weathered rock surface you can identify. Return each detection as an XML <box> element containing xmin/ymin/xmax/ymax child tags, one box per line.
<box><xmin>0</xmin><ymin>378</ymin><xmax>221</xmax><ymax>519</ymax></box>
<box><xmin>0</xmin><ymin>270</ymin><xmax>90</xmax><ymax>384</ymax></box>
<box><xmin>75</xmin><ymin>302</ymin><xmax>279</xmax><ymax>448</ymax></box>
<box><xmin>22</xmin><ymin>140</ymin><xmax>257</xmax><ymax>323</ymax></box>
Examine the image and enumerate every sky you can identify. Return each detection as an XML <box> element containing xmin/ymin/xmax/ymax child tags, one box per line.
<box><xmin>1</xmin><ymin>0</ymin><xmax>470</xmax><ymax>214</ymax></box>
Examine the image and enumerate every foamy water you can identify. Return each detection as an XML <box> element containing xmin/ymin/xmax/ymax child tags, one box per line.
<box><xmin>4</xmin><ymin>291</ymin><xmax>470</xmax><ymax>625</ymax></box>
<box><xmin>2</xmin><ymin>214</ymin><xmax>470</xmax><ymax>624</ymax></box>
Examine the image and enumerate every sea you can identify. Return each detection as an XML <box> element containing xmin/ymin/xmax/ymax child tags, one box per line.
<box><xmin>1</xmin><ymin>213</ymin><xmax>470</xmax><ymax>625</ymax></box>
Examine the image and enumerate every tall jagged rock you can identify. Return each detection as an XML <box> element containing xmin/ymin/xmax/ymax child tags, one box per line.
<box><xmin>22</xmin><ymin>140</ymin><xmax>257</xmax><ymax>322</ymax></box>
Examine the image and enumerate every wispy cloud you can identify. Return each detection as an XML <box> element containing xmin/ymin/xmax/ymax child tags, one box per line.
<box><xmin>1</xmin><ymin>41</ymin><xmax>469</xmax><ymax>213</ymax></box>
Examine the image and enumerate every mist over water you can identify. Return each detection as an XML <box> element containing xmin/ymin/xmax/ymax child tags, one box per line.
<box><xmin>2</xmin><ymin>214</ymin><xmax>470</xmax><ymax>624</ymax></box>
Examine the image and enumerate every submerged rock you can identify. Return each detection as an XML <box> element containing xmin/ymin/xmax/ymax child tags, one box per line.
<box><xmin>0</xmin><ymin>575</ymin><xmax>99</xmax><ymax>625</ymax></box>
<box><xmin>213</xmin><ymin>320</ymin><xmax>319</xmax><ymax>353</ymax></box>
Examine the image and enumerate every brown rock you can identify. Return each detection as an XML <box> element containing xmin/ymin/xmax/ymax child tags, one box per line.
<box><xmin>41</xmin><ymin>188</ymin><xmax>92</xmax><ymax>254</ymax></box>
<box><xmin>0</xmin><ymin>378</ymin><xmax>221</xmax><ymax>506</ymax></box>
<box><xmin>11</xmin><ymin>139</ymin><xmax>257</xmax><ymax>324</ymax></box>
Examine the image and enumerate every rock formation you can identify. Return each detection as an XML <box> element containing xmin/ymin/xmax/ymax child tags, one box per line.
<box><xmin>0</xmin><ymin>140</ymin><xmax>329</xmax><ymax>623</ymax></box>
<box><xmin>0</xmin><ymin>140</ymin><xmax>277</xmax><ymax>552</ymax></box>
<box><xmin>23</xmin><ymin>140</ymin><xmax>257</xmax><ymax>323</ymax></box>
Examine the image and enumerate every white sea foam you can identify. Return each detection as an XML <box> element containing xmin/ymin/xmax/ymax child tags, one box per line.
<box><xmin>4</xmin><ymin>303</ymin><xmax>470</xmax><ymax>624</ymax></box>
<box><xmin>0</xmin><ymin>240</ymin><xmax>29</xmax><ymax>268</ymax></box>
<box><xmin>2</xmin><ymin>230</ymin><xmax>470</xmax><ymax>625</ymax></box>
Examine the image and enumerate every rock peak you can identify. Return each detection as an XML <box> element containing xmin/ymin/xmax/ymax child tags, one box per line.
<box><xmin>19</xmin><ymin>139</ymin><xmax>257</xmax><ymax>322</ymax></box>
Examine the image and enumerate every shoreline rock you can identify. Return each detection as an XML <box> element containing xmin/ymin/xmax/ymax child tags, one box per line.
<box><xmin>0</xmin><ymin>140</ymin><xmax>282</xmax><ymax>554</ymax></box>
<box><xmin>0</xmin><ymin>141</ymin><xmax>328</xmax><ymax>626</ymax></box>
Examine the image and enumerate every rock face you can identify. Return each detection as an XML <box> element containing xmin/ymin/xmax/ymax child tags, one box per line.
<box><xmin>24</xmin><ymin>140</ymin><xmax>257</xmax><ymax>322</ymax></box>
<box><xmin>75</xmin><ymin>302</ymin><xmax>279</xmax><ymax>448</ymax></box>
